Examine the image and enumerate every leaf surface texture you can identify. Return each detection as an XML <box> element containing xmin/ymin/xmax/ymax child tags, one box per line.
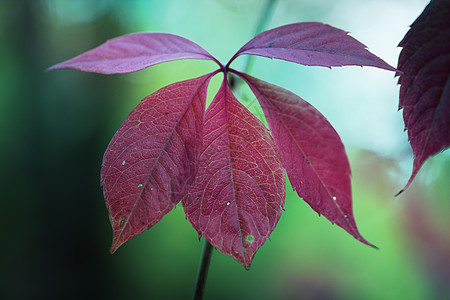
<box><xmin>241</xmin><ymin>73</ymin><xmax>373</xmax><ymax>247</ymax></box>
<box><xmin>101</xmin><ymin>74</ymin><xmax>212</xmax><ymax>253</ymax></box>
<box><xmin>48</xmin><ymin>33</ymin><xmax>217</xmax><ymax>74</ymax></box>
<box><xmin>233</xmin><ymin>22</ymin><xmax>395</xmax><ymax>71</ymax></box>
<box><xmin>397</xmin><ymin>0</ymin><xmax>450</xmax><ymax>193</ymax></box>
<box><xmin>183</xmin><ymin>79</ymin><xmax>286</xmax><ymax>268</ymax></box>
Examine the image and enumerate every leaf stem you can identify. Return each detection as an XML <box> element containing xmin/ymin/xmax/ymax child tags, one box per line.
<box><xmin>245</xmin><ymin>0</ymin><xmax>277</xmax><ymax>73</ymax></box>
<box><xmin>193</xmin><ymin>240</ymin><xmax>214</xmax><ymax>300</ymax></box>
<box><xmin>226</xmin><ymin>0</ymin><xmax>278</xmax><ymax>71</ymax></box>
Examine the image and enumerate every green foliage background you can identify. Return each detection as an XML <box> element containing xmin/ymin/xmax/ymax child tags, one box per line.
<box><xmin>1</xmin><ymin>0</ymin><xmax>448</xmax><ymax>299</ymax></box>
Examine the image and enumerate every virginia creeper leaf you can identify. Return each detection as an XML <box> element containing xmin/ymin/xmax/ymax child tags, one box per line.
<box><xmin>396</xmin><ymin>0</ymin><xmax>450</xmax><ymax>194</ymax></box>
<box><xmin>182</xmin><ymin>78</ymin><xmax>286</xmax><ymax>269</ymax></box>
<box><xmin>230</xmin><ymin>22</ymin><xmax>395</xmax><ymax>71</ymax></box>
<box><xmin>48</xmin><ymin>33</ymin><xmax>218</xmax><ymax>74</ymax></box>
<box><xmin>101</xmin><ymin>73</ymin><xmax>212</xmax><ymax>253</ymax></box>
<box><xmin>48</xmin><ymin>20</ymin><xmax>398</xmax><ymax>265</ymax></box>
<box><xmin>239</xmin><ymin>72</ymin><xmax>374</xmax><ymax>247</ymax></box>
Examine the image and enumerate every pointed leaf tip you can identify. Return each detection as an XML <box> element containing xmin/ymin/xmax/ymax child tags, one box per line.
<box><xmin>397</xmin><ymin>0</ymin><xmax>450</xmax><ymax>193</ymax></box>
<box><xmin>48</xmin><ymin>32</ymin><xmax>218</xmax><ymax>74</ymax></box>
<box><xmin>394</xmin><ymin>188</ymin><xmax>405</xmax><ymax>197</ymax></box>
<box><xmin>183</xmin><ymin>79</ymin><xmax>286</xmax><ymax>268</ymax></box>
<box><xmin>370</xmin><ymin>244</ymin><xmax>380</xmax><ymax>250</ymax></box>
<box><xmin>232</xmin><ymin>22</ymin><xmax>396</xmax><ymax>71</ymax></box>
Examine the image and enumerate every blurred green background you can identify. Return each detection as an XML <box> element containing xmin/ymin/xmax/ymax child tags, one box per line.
<box><xmin>1</xmin><ymin>0</ymin><xmax>449</xmax><ymax>299</ymax></box>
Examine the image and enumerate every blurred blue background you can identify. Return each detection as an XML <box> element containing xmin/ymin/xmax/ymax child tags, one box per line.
<box><xmin>1</xmin><ymin>0</ymin><xmax>449</xmax><ymax>299</ymax></box>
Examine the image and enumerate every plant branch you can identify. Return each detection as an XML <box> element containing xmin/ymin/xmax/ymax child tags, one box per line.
<box><xmin>228</xmin><ymin>0</ymin><xmax>278</xmax><ymax>90</ymax></box>
<box><xmin>193</xmin><ymin>240</ymin><xmax>213</xmax><ymax>300</ymax></box>
<box><xmin>242</xmin><ymin>0</ymin><xmax>278</xmax><ymax>74</ymax></box>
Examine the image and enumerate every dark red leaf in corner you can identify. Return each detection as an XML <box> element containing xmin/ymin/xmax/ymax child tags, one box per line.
<box><xmin>239</xmin><ymin>72</ymin><xmax>374</xmax><ymax>247</ymax></box>
<box><xmin>182</xmin><ymin>78</ymin><xmax>286</xmax><ymax>269</ymax></box>
<box><xmin>48</xmin><ymin>33</ymin><xmax>217</xmax><ymax>74</ymax></box>
<box><xmin>101</xmin><ymin>74</ymin><xmax>212</xmax><ymax>253</ymax></box>
<box><xmin>397</xmin><ymin>0</ymin><xmax>450</xmax><ymax>194</ymax></box>
<box><xmin>231</xmin><ymin>22</ymin><xmax>395</xmax><ymax>71</ymax></box>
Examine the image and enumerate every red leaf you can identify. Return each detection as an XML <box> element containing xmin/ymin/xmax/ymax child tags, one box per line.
<box><xmin>182</xmin><ymin>78</ymin><xmax>286</xmax><ymax>269</ymax></box>
<box><xmin>230</xmin><ymin>22</ymin><xmax>395</xmax><ymax>71</ymax></box>
<box><xmin>396</xmin><ymin>0</ymin><xmax>450</xmax><ymax>194</ymax></box>
<box><xmin>48</xmin><ymin>33</ymin><xmax>219</xmax><ymax>74</ymax></box>
<box><xmin>239</xmin><ymin>72</ymin><xmax>374</xmax><ymax>247</ymax></box>
<box><xmin>101</xmin><ymin>73</ymin><xmax>212</xmax><ymax>253</ymax></box>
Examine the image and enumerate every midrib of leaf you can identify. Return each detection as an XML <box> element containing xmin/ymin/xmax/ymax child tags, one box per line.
<box><xmin>412</xmin><ymin>72</ymin><xmax>450</xmax><ymax>167</ymax></box>
<box><xmin>403</xmin><ymin>49</ymin><xmax>450</xmax><ymax>161</ymax></box>
<box><xmin>201</xmin><ymin>78</ymin><xmax>273</xmax><ymax>263</ymax></box>
<box><xmin>271</xmin><ymin>97</ymin><xmax>350</xmax><ymax>225</ymax></box>
<box><xmin>223</xmin><ymin>82</ymin><xmax>282</xmax><ymax>264</ymax></box>
<box><xmin>258</xmin><ymin>31</ymin><xmax>342</xmax><ymax>52</ymax></box>
<box><xmin>248</xmin><ymin>45</ymin><xmax>369</xmax><ymax>63</ymax></box>
<box><xmin>215</xmin><ymin>80</ymin><xmax>245</xmax><ymax>260</ymax></box>
<box><xmin>229</xmin><ymin>109</ymin><xmax>278</xmax><ymax>227</ymax></box>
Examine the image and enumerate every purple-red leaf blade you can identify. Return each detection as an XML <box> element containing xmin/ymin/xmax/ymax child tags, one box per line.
<box><xmin>48</xmin><ymin>33</ymin><xmax>218</xmax><ymax>74</ymax></box>
<box><xmin>101</xmin><ymin>74</ymin><xmax>212</xmax><ymax>253</ymax></box>
<box><xmin>397</xmin><ymin>0</ymin><xmax>450</xmax><ymax>194</ymax></box>
<box><xmin>183</xmin><ymin>79</ymin><xmax>286</xmax><ymax>269</ymax></box>
<box><xmin>232</xmin><ymin>22</ymin><xmax>395</xmax><ymax>71</ymax></box>
<box><xmin>240</xmin><ymin>72</ymin><xmax>373</xmax><ymax>247</ymax></box>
